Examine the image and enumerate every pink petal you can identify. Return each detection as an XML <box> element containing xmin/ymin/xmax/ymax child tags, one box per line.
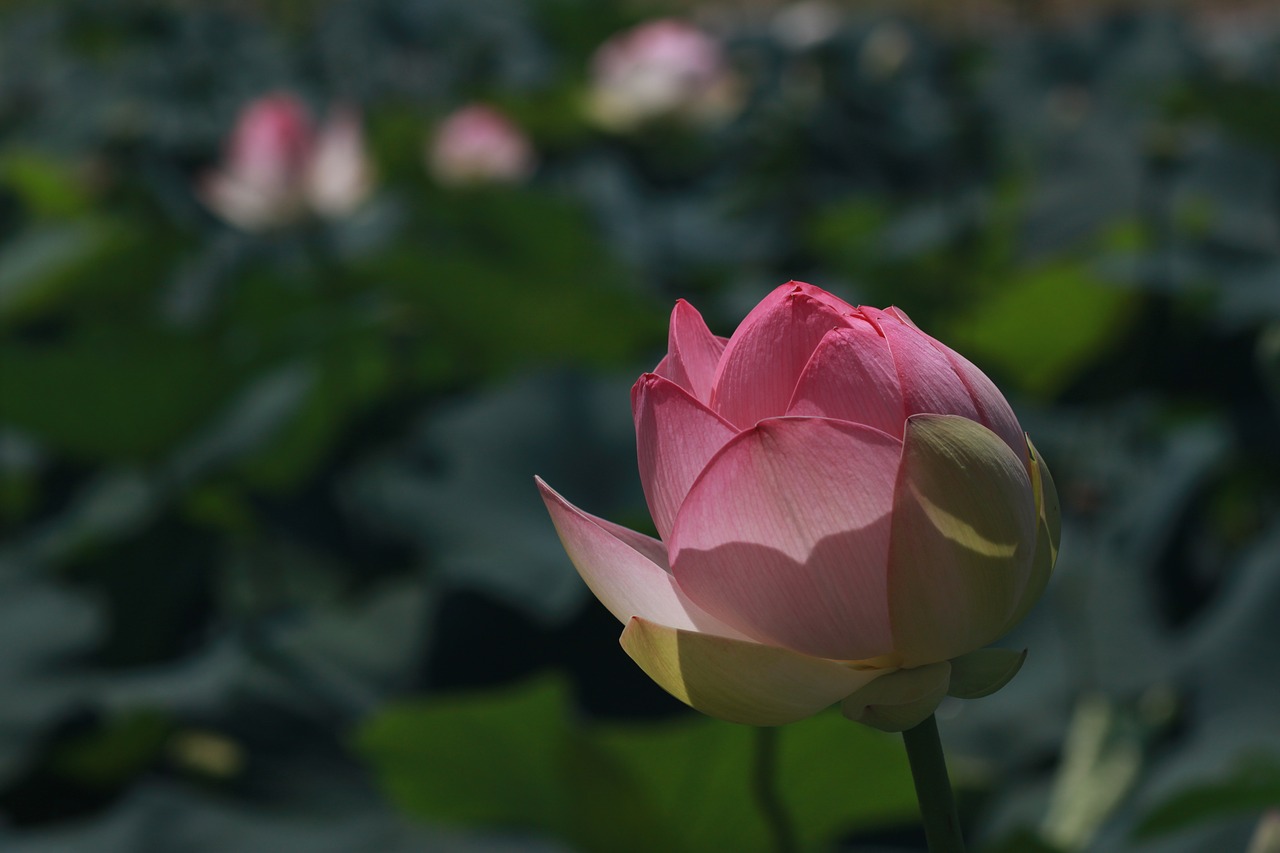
<box><xmin>786</xmin><ymin>319</ymin><xmax>906</xmax><ymax>437</ymax></box>
<box><xmin>936</xmin><ymin>346</ymin><xmax>1027</xmax><ymax>463</ymax></box>
<box><xmin>621</xmin><ymin>616</ymin><xmax>888</xmax><ymax>726</ymax></box>
<box><xmin>652</xmin><ymin>299</ymin><xmax>726</xmax><ymax>405</ymax></box>
<box><xmin>226</xmin><ymin>94</ymin><xmax>314</xmax><ymax>190</ymax></box>
<box><xmin>593</xmin><ymin>512</ymin><xmax>671</xmax><ymax>571</ymax></box>
<box><xmin>860</xmin><ymin>307</ymin><xmax>981</xmax><ymax>424</ymax></box>
<box><xmin>710</xmin><ymin>283</ymin><xmax>853</xmax><ymax>429</ymax></box>
<box><xmin>632</xmin><ymin>374</ymin><xmax>739</xmax><ymax>542</ymax></box>
<box><xmin>886</xmin><ymin>415</ymin><xmax>1037</xmax><ymax>666</ymax></box>
<box><xmin>537</xmin><ymin>478</ymin><xmax>744</xmax><ymax>636</ymax></box>
<box><xmin>887</xmin><ymin>305</ymin><xmax>1026</xmax><ymax>463</ymax></box>
<box><xmin>884</xmin><ymin>305</ymin><xmax>921</xmax><ymax>329</ymax></box>
<box><xmin>798</xmin><ymin>280</ymin><xmax>857</xmax><ymax>314</ymax></box>
<box><xmin>669</xmin><ymin>417</ymin><xmax>902</xmax><ymax>660</ymax></box>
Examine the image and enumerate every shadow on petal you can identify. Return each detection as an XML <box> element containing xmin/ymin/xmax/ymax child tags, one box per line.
<box><xmin>673</xmin><ymin>518</ymin><xmax>896</xmax><ymax>662</ymax></box>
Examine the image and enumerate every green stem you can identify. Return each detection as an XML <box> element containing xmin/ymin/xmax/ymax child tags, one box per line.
<box><xmin>901</xmin><ymin>714</ymin><xmax>966</xmax><ymax>853</ymax></box>
<box><xmin>753</xmin><ymin>726</ymin><xmax>798</xmax><ymax>853</ymax></box>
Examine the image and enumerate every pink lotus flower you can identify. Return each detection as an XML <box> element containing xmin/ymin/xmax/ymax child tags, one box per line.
<box><xmin>428</xmin><ymin>105</ymin><xmax>535</xmax><ymax>187</ymax></box>
<box><xmin>200</xmin><ymin>93</ymin><xmax>373</xmax><ymax>230</ymax></box>
<box><xmin>586</xmin><ymin>18</ymin><xmax>741</xmax><ymax>130</ymax></box>
<box><xmin>538</xmin><ymin>282</ymin><xmax>1060</xmax><ymax>729</ymax></box>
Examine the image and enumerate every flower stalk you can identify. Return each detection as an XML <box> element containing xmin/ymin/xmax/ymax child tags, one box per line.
<box><xmin>753</xmin><ymin>726</ymin><xmax>798</xmax><ymax>853</ymax></box>
<box><xmin>901</xmin><ymin>714</ymin><xmax>965</xmax><ymax>852</ymax></box>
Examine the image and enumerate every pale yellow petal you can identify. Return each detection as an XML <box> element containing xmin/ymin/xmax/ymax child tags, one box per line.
<box><xmin>619</xmin><ymin>617</ymin><xmax>885</xmax><ymax>726</ymax></box>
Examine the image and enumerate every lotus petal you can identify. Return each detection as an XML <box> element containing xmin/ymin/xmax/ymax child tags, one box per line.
<box><xmin>1000</xmin><ymin>438</ymin><xmax>1061</xmax><ymax>633</ymax></box>
<box><xmin>884</xmin><ymin>305</ymin><xmax>921</xmax><ymax>330</ymax></box>
<box><xmin>632</xmin><ymin>374</ymin><xmax>738</xmax><ymax>542</ymax></box>
<box><xmin>653</xmin><ymin>299</ymin><xmax>726</xmax><ymax>405</ymax></box>
<box><xmin>841</xmin><ymin>661</ymin><xmax>951</xmax><ymax>733</ymax></box>
<box><xmin>537</xmin><ymin>478</ymin><xmax>743</xmax><ymax>636</ymax></box>
<box><xmin>946</xmin><ymin>647</ymin><xmax>1026</xmax><ymax>699</ymax></box>
<box><xmin>671</xmin><ymin>417</ymin><xmax>901</xmax><ymax>660</ymax></box>
<box><xmin>860</xmin><ymin>307</ymin><xmax>982</xmax><ymax>426</ymax></box>
<box><xmin>887</xmin><ymin>415</ymin><xmax>1036</xmax><ymax>666</ymax></box>
<box><xmin>621</xmin><ymin>617</ymin><xmax>886</xmax><ymax>726</ymax></box>
<box><xmin>920</xmin><ymin>338</ymin><xmax>1026</xmax><ymax>462</ymax></box>
<box><xmin>710</xmin><ymin>283</ymin><xmax>852</xmax><ymax>429</ymax></box>
<box><xmin>786</xmin><ymin>321</ymin><xmax>905</xmax><ymax>437</ymax></box>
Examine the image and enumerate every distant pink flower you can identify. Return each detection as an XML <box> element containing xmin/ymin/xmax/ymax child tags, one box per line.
<box><xmin>200</xmin><ymin>93</ymin><xmax>373</xmax><ymax>230</ymax></box>
<box><xmin>305</xmin><ymin>105</ymin><xmax>375</xmax><ymax>218</ymax></box>
<box><xmin>587</xmin><ymin>18</ymin><xmax>740</xmax><ymax>130</ymax></box>
<box><xmin>428</xmin><ymin>105</ymin><xmax>535</xmax><ymax>187</ymax></box>
<box><xmin>538</xmin><ymin>282</ymin><xmax>1060</xmax><ymax>729</ymax></box>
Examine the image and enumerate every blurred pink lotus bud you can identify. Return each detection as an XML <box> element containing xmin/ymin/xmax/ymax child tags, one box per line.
<box><xmin>428</xmin><ymin>105</ymin><xmax>535</xmax><ymax>187</ymax></box>
<box><xmin>201</xmin><ymin>93</ymin><xmax>373</xmax><ymax>230</ymax></box>
<box><xmin>306</xmin><ymin>105</ymin><xmax>375</xmax><ymax>218</ymax></box>
<box><xmin>538</xmin><ymin>282</ymin><xmax>1060</xmax><ymax>730</ymax></box>
<box><xmin>587</xmin><ymin>18</ymin><xmax>741</xmax><ymax>130</ymax></box>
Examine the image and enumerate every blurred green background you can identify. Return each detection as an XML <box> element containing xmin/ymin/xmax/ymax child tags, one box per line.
<box><xmin>3</xmin><ymin>0</ymin><xmax>1280</xmax><ymax>850</ymax></box>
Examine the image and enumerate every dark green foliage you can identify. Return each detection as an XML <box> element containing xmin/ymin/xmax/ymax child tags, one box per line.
<box><xmin>1135</xmin><ymin>754</ymin><xmax>1280</xmax><ymax>839</ymax></box>
<box><xmin>356</xmin><ymin>677</ymin><xmax>917</xmax><ymax>853</ymax></box>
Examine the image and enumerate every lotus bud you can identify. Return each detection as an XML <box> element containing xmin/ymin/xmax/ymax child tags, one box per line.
<box><xmin>538</xmin><ymin>282</ymin><xmax>1060</xmax><ymax>730</ymax></box>
<box><xmin>586</xmin><ymin>19</ymin><xmax>741</xmax><ymax>131</ymax></box>
<box><xmin>428</xmin><ymin>105</ymin><xmax>535</xmax><ymax>187</ymax></box>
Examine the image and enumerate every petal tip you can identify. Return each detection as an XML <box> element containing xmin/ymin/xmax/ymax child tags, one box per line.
<box><xmin>534</xmin><ymin>475</ymin><xmax>558</xmax><ymax>499</ymax></box>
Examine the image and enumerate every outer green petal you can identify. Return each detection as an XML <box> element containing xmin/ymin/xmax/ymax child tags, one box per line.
<box><xmin>888</xmin><ymin>415</ymin><xmax>1037</xmax><ymax>666</ymax></box>
<box><xmin>1001</xmin><ymin>437</ymin><xmax>1061</xmax><ymax>634</ymax></box>
<box><xmin>619</xmin><ymin>617</ymin><xmax>887</xmax><ymax>727</ymax></box>
<box><xmin>1034</xmin><ymin>438</ymin><xmax>1062</xmax><ymax>559</ymax></box>
<box><xmin>946</xmin><ymin>647</ymin><xmax>1027</xmax><ymax>699</ymax></box>
<box><xmin>841</xmin><ymin>662</ymin><xmax>952</xmax><ymax>733</ymax></box>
